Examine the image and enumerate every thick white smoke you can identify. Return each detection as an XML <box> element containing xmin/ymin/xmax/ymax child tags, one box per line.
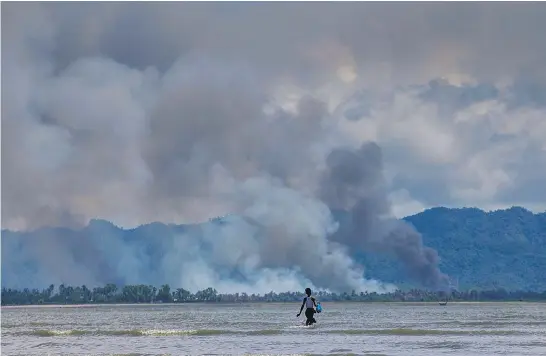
<box><xmin>4</xmin><ymin>2</ymin><xmax>545</xmax><ymax>293</ymax></box>
<box><xmin>2</xmin><ymin>23</ymin><xmax>399</xmax><ymax>292</ymax></box>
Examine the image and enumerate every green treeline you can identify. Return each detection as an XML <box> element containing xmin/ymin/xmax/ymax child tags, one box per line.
<box><xmin>2</xmin><ymin>284</ymin><xmax>546</xmax><ymax>306</ymax></box>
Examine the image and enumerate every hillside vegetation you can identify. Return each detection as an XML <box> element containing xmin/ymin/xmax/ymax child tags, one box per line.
<box><xmin>2</xmin><ymin>207</ymin><xmax>545</xmax><ymax>291</ymax></box>
<box><xmin>361</xmin><ymin>207</ymin><xmax>546</xmax><ymax>291</ymax></box>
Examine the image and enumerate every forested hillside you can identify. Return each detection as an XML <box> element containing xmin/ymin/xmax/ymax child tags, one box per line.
<box><xmin>2</xmin><ymin>207</ymin><xmax>545</xmax><ymax>291</ymax></box>
<box><xmin>360</xmin><ymin>207</ymin><xmax>546</xmax><ymax>291</ymax></box>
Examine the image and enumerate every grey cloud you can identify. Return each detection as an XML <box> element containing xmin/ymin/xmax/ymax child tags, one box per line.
<box><xmin>13</xmin><ymin>2</ymin><xmax>546</xmax><ymax>84</ymax></box>
<box><xmin>331</xmin><ymin>75</ymin><xmax>546</xmax><ymax>212</ymax></box>
<box><xmin>506</xmin><ymin>78</ymin><xmax>546</xmax><ymax>109</ymax></box>
<box><xmin>319</xmin><ymin>143</ymin><xmax>449</xmax><ymax>289</ymax></box>
<box><xmin>418</xmin><ymin>79</ymin><xmax>499</xmax><ymax>117</ymax></box>
<box><xmin>4</xmin><ymin>2</ymin><xmax>546</xmax><ymax>293</ymax></box>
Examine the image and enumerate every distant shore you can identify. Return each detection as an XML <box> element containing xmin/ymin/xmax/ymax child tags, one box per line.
<box><xmin>3</xmin><ymin>284</ymin><xmax>546</xmax><ymax>306</ymax></box>
<box><xmin>3</xmin><ymin>300</ymin><xmax>545</xmax><ymax>309</ymax></box>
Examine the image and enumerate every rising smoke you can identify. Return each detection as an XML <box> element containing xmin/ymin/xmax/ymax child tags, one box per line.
<box><xmin>320</xmin><ymin>143</ymin><xmax>450</xmax><ymax>289</ymax></box>
<box><xmin>10</xmin><ymin>2</ymin><xmax>540</xmax><ymax>293</ymax></box>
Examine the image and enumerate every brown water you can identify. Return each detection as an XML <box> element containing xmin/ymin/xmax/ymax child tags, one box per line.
<box><xmin>1</xmin><ymin>302</ymin><xmax>545</xmax><ymax>355</ymax></box>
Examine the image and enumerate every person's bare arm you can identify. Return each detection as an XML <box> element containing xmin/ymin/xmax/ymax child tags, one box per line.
<box><xmin>297</xmin><ymin>298</ymin><xmax>306</xmax><ymax>316</ymax></box>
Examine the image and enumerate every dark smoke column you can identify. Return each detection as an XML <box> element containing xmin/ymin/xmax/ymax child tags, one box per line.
<box><xmin>320</xmin><ymin>142</ymin><xmax>450</xmax><ymax>290</ymax></box>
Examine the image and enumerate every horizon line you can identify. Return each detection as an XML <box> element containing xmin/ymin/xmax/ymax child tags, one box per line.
<box><xmin>2</xmin><ymin>204</ymin><xmax>545</xmax><ymax>233</ymax></box>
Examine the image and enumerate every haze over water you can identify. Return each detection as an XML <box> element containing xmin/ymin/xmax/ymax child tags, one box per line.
<box><xmin>2</xmin><ymin>302</ymin><xmax>545</xmax><ymax>356</ymax></box>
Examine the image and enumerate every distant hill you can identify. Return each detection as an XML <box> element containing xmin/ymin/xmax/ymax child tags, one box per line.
<box><xmin>358</xmin><ymin>207</ymin><xmax>546</xmax><ymax>291</ymax></box>
<box><xmin>2</xmin><ymin>206</ymin><xmax>546</xmax><ymax>291</ymax></box>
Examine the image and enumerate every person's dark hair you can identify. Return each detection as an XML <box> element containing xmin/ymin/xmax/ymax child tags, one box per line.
<box><xmin>305</xmin><ymin>288</ymin><xmax>311</xmax><ymax>296</ymax></box>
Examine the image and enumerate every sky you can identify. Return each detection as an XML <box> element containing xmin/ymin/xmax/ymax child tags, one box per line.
<box><xmin>3</xmin><ymin>2</ymin><xmax>546</xmax><ymax>231</ymax></box>
<box><xmin>2</xmin><ymin>2</ymin><xmax>546</xmax><ymax>292</ymax></box>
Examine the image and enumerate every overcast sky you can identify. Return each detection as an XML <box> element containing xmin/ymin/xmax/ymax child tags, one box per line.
<box><xmin>3</xmin><ymin>2</ymin><xmax>546</xmax><ymax>231</ymax></box>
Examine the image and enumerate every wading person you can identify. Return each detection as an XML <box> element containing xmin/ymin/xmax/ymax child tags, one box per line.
<box><xmin>296</xmin><ymin>287</ymin><xmax>317</xmax><ymax>326</ymax></box>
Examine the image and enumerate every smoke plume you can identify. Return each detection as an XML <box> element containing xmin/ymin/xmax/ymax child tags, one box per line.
<box><xmin>15</xmin><ymin>2</ymin><xmax>542</xmax><ymax>293</ymax></box>
<box><xmin>320</xmin><ymin>143</ymin><xmax>450</xmax><ymax>289</ymax></box>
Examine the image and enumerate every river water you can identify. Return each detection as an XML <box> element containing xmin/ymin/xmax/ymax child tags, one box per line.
<box><xmin>1</xmin><ymin>302</ymin><xmax>545</xmax><ymax>355</ymax></box>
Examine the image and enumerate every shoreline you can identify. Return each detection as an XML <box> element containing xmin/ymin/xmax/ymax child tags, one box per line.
<box><xmin>3</xmin><ymin>300</ymin><xmax>544</xmax><ymax>309</ymax></box>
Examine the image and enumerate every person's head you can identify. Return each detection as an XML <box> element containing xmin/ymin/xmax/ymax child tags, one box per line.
<box><xmin>305</xmin><ymin>288</ymin><xmax>312</xmax><ymax>296</ymax></box>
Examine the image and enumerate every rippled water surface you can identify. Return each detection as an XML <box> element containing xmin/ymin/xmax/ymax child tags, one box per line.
<box><xmin>2</xmin><ymin>302</ymin><xmax>545</xmax><ymax>355</ymax></box>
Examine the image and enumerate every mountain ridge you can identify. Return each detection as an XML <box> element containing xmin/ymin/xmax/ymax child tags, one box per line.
<box><xmin>2</xmin><ymin>206</ymin><xmax>546</xmax><ymax>291</ymax></box>
<box><xmin>4</xmin><ymin>206</ymin><xmax>544</xmax><ymax>233</ymax></box>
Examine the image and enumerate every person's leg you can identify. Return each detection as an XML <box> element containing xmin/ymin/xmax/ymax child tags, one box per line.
<box><xmin>305</xmin><ymin>308</ymin><xmax>313</xmax><ymax>325</ymax></box>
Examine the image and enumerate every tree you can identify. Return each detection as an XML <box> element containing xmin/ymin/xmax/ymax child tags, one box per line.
<box><xmin>157</xmin><ymin>284</ymin><xmax>172</xmax><ymax>303</ymax></box>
